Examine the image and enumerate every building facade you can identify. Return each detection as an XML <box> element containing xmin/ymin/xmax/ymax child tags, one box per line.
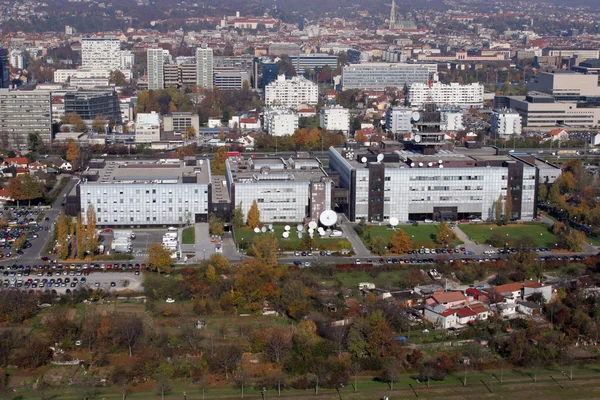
<box><xmin>289</xmin><ymin>54</ymin><xmax>338</xmax><ymax>71</ymax></box>
<box><xmin>196</xmin><ymin>48</ymin><xmax>213</xmax><ymax>89</ymax></box>
<box><xmin>409</xmin><ymin>82</ymin><xmax>484</xmax><ymax>108</ymax></box>
<box><xmin>213</xmin><ymin>68</ymin><xmax>251</xmax><ymax>90</ymax></box>
<box><xmin>342</xmin><ymin>63</ymin><xmax>437</xmax><ymax>91</ymax></box>
<box><xmin>386</xmin><ymin>106</ymin><xmax>413</xmax><ymax>134</ymax></box>
<box><xmin>320</xmin><ymin>105</ymin><xmax>350</xmax><ymax>133</ymax></box>
<box><xmin>491</xmin><ymin>109</ymin><xmax>522</xmax><ymax>137</ymax></box>
<box><xmin>63</xmin><ymin>90</ymin><xmax>122</xmax><ymax>123</ymax></box>
<box><xmin>265</xmin><ymin>75</ymin><xmax>318</xmax><ymax>109</ymax></box>
<box><xmin>440</xmin><ymin>110</ymin><xmax>464</xmax><ymax>131</ymax></box>
<box><xmin>163</xmin><ymin>112</ymin><xmax>200</xmax><ymax>136</ymax></box>
<box><xmin>81</xmin><ymin>37</ymin><xmax>122</xmax><ymax>70</ymax></box>
<box><xmin>264</xmin><ymin>109</ymin><xmax>299</xmax><ymax>136</ymax></box>
<box><xmin>78</xmin><ymin>158</ymin><xmax>211</xmax><ymax>226</ymax></box>
<box><xmin>135</xmin><ymin>112</ymin><xmax>161</xmax><ymax>143</ymax></box>
<box><xmin>0</xmin><ymin>90</ymin><xmax>52</xmax><ymax>149</ymax></box>
<box><xmin>147</xmin><ymin>48</ymin><xmax>165</xmax><ymax>90</ymax></box>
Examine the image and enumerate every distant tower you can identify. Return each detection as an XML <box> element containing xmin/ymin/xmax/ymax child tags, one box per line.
<box><xmin>389</xmin><ymin>0</ymin><xmax>396</xmax><ymax>30</ymax></box>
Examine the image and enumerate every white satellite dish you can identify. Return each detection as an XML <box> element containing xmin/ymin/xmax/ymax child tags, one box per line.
<box><xmin>361</xmin><ymin>156</ymin><xmax>367</xmax><ymax>163</ymax></box>
<box><xmin>412</xmin><ymin>112</ymin><xmax>421</xmax><ymax>121</ymax></box>
<box><xmin>268</xmin><ymin>224</ymin><xmax>273</xmax><ymax>230</ymax></box>
<box><xmin>283</xmin><ymin>231</ymin><xmax>289</xmax><ymax>238</ymax></box>
<box><xmin>318</xmin><ymin>226</ymin><xmax>325</xmax><ymax>233</ymax></box>
<box><xmin>390</xmin><ymin>217</ymin><xmax>399</xmax><ymax>227</ymax></box>
<box><xmin>439</xmin><ymin>164</ymin><xmax>444</xmax><ymax>168</ymax></box>
<box><xmin>319</xmin><ymin>210</ymin><xmax>337</xmax><ymax>227</ymax></box>
<box><xmin>414</xmin><ymin>134</ymin><xmax>422</xmax><ymax>143</ymax></box>
<box><xmin>254</xmin><ymin>227</ymin><xmax>260</xmax><ymax>233</ymax></box>
<box><xmin>261</xmin><ymin>226</ymin><xmax>267</xmax><ymax>233</ymax></box>
<box><xmin>297</xmin><ymin>224</ymin><xmax>304</xmax><ymax>232</ymax></box>
<box><xmin>376</xmin><ymin>153</ymin><xmax>384</xmax><ymax>163</ymax></box>
<box><xmin>284</xmin><ymin>225</ymin><xmax>291</xmax><ymax>231</ymax></box>
<box><xmin>297</xmin><ymin>232</ymin><xmax>303</xmax><ymax>239</ymax></box>
<box><xmin>428</xmin><ymin>162</ymin><xmax>433</xmax><ymax>167</ymax></box>
<box><xmin>308</xmin><ymin>228</ymin><xmax>314</xmax><ymax>234</ymax></box>
<box><xmin>319</xmin><ymin>230</ymin><xmax>326</xmax><ymax>236</ymax></box>
<box><xmin>418</xmin><ymin>162</ymin><xmax>423</xmax><ymax>167</ymax></box>
<box><xmin>308</xmin><ymin>220</ymin><xmax>318</xmax><ymax>230</ymax></box>
<box><xmin>410</xmin><ymin>162</ymin><xmax>415</xmax><ymax>167</ymax></box>
<box><xmin>438</xmin><ymin>160</ymin><xmax>443</xmax><ymax>164</ymax></box>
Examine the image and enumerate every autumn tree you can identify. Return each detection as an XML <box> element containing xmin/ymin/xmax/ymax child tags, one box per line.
<box><xmin>13</xmin><ymin>235</ymin><xmax>27</xmax><ymax>251</ymax></box>
<box><xmin>146</xmin><ymin>243</ymin><xmax>174</xmax><ymax>274</ymax></box>
<box><xmin>208</xmin><ymin>253</ymin><xmax>230</xmax><ymax>273</ymax></box>
<box><xmin>91</xmin><ymin>115</ymin><xmax>107</xmax><ymax>133</ymax></box>
<box><xmin>436</xmin><ymin>221</ymin><xmax>455</xmax><ymax>246</ymax></box>
<box><xmin>371</xmin><ymin>235</ymin><xmax>388</xmax><ymax>255</ymax></box>
<box><xmin>246</xmin><ymin>200</ymin><xmax>260</xmax><ymax>229</ymax></box>
<box><xmin>6</xmin><ymin>176</ymin><xmax>26</xmax><ymax>207</ymax></box>
<box><xmin>115</xmin><ymin>315</ymin><xmax>144</xmax><ymax>357</ymax></box>
<box><xmin>75</xmin><ymin>213</ymin><xmax>86</xmax><ymax>259</ymax></box>
<box><xmin>65</xmin><ymin>140</ymin><xmax>80</xmax><ymax>170</ymax></box>
<box><xmin>208</xmin><ymin>213</ymin><xmax>224</xmax><ymax>236</ymax></box>
<box><xmin>57</xmin><ymin>211</ymin><xmax>70</xmax><ymax>260</ymax></box>
<box><xmin>184</xmin><ymin>126</ymin><xmax>196</xmax><ymax>141</ymax></box>
<box><xmin>109</xmin><ymin>70</ymin><xmax>127</xmax><ymax>86</ymax></box>
<box><xmin>61</xmin><ymin>112</ymin><xmax>87</xmax><ymax>132</ymax></box>
<box><xmin>559</xmin><ymin>229</ymin><xmax>586</xmax><ymax>252</ymax></box>
<box><xmin>205</xmin><ymin>265</ymin><xmax>218</xmax><ymax>284</ymax></box>
<box><xmin>211</xmin><ymin>146</ymin><xmax>228</xmax><ymax>175</ymax></box>
<box><xmin>265</xmin><ymin>327</ymin><xmax>293</xmax><ymax>365</ymax></box>
<box><xmin>247</xmin><ymin>234</ymin><xmax>278</xmax><ymax>267</ymax></box>
<box><xmin>232</xmin><ymin>202</ymin><xmax>244</xmax><ymax>229</ymax></box>
<box><xmin>504</xmin><ymin>191</ymin><xmax>513</xmax><ymax>222</ymax></box>
<box><xmin>390</xmin><ymin>228</ymin><xmax>412</xmax><ymax>254</ymax></box>
<box><xmin>86</xmin><ymin>204</ymin><xmax>98</xmax><ymax>255</ymax></box>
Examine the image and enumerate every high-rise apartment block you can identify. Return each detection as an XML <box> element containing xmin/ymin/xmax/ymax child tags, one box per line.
<box><xmin>0</xmin><ymin>90</ymin><xmax>52</xmax><ymax>149</ymax></box>
<box><xmin>386</xmin><ymin>107</ymin><xmax>413</xmax><ymax>134</ymax></box>
<box><xmin>147</xmin><ymin>48</ymin><xmax>165</xmax><ymax>90</ymax></box>
<box><xmin>81</xmin><ymin>37</ymin><xmax>122</xmax><ymax>70</ymax></box>
<box><xmin>265</xmin><ymin>75</ymin><xmax>318</xmax><ymax>109</ymax></box>
<box><xmin>491</xmin><ymin>109</ymin><xmax>522</xmax><ymax>137</ymax></box>
<box><xmin>320</xmin><ymin>105</ymin><xmax>350</xmax><ymax>133</ymax></box>
<box><xmin>342</xmin><ymin>63</ymin><xmax>437</xmax><ymax>91</ymax></box>
<box><xmin>135</xmin><ymin>112</ymin><xmax>161</xmax><ymax>143</ymax></box>
<box><xmin>264</xmin><ymin>109</ymin><xmax>299</xmax><ymax>136</ymax></box>
<box><xmin>196</xmin><ymin>48</ymin><xmax>213</xmax><ymax>89</ymax></box>
<box><xmin>409</xmin><ymin>82</ymin><xmax>484</xmax><ymax>108</ymax></box>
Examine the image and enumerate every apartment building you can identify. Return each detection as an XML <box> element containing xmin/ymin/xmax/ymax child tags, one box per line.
<box><xmin>81</xmin><ymin>37</ymin><xmax>122</xmax><ymax>70</ymax></box>
<box><xmin>491</xmin><ymin>109</ymin><xmax>522</xmax><ymax>137</ymax></box>
<box><xmin>409</xmin><ymin>82</ymin><xmax>484</xmax><ymax>108</ymax></box>
<box><xmin>135</xmin><ymin>112</ymin><xmax>161</xmax><ymax>143</ymax></box>
<box><xmin>147</xmin><ymin>48</ymin><xmax>166</xmax><ymax>90</ymax></box>
<box><xmin>289</xmin><ymin>53</ymin><xmax>338</xmax><ymax>71</ymax></box>
<box><xmin>319</xmin><ymin>105</ymin><xmax>350</xmax><ymax>133</ymax></box>
<box><xmin>77</xmin><ymin>158</ymin><xmax>211</xmax><ymax>226</ymax></box>
<box><xmin>328</xmin><ymin>144</ymin><xmax>561</xmax><ymax>223</ymax></box>
<box><xmin>265</xmin><ymin>75</ymin><xmax>318</xmax><ymax>109</ymax></box>
<box><xmin>225</xmin><ymin>156</ymin><xmax>331</xmax><ymax>223</ymax></box>
<box><xmin>386</xmin><ymin>106</ymin><xmax>413</xmax><ymax>134</ymax></box>
<box><xmin>264</xmin><ymin>109</ymin><xmax>299</xmax><ymax>136</ymax></box>
<box><xmin>342</xmin><ymin>63</ymin><xmax>437</xmax><ymax>91</ymax></box>
<box><xmin>0</xmin><ymin>90</ymin><xmax>52</xmax><ymax>149</ymax></box>
<box><xmin>213</xmin><ymin>68</ymin><xmax>251</xmax><ymax>90</ymax></box>
<box><xmin>196</xmin><ymin>48</ymin><xmax>213</xmax><ymax>89</ymax></box>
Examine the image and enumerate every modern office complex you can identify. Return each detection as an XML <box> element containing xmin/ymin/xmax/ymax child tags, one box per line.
<box><xmin>0</xmin><ymin>90</ymin><xmax>52</xmax><ymax>149</ymax></box>
<box><xmin>213</xmin><ymin>68</ymin><xmax>251</xmax><ymax>90</ymax></box>
<box><xmin>265</xmin><ymin>75</ymin><xmax>318</xmax><ymax>108</ymax></box>
<box><xmin>409</xmin><ymin>82</ymin><xmax>484</xmax><ymax>108</ymax></box>
<box><xmin>342</xmin><ymin>63</ymin><xmax>437</xmax><ymax>91</ymax></box>
<box><xmin>263</xmin><ymin>109</ymin><xmax>299</xmax><ymax>136</ymax></box>
<box><xmin>163</xmin><ymin>112</ymin><xmax>200</xmax><ymax>136</ymax></box>
<box><xmin>386</xmin><ymin>106</ymin><xmax>413</xmax><ymax>134</ymax></box>
<box><xmin>289</xmin><ymin>53</ymin><xmax>338</xmax><ymax>72</ymax></box>
<box><xmin>63</xmin><ymin>90</ymin><xmax>122</xmax><ymax>123</ymax></box>
<box><xmin>528</xmin><ymin>70</ymin><xmax>600</xmax><ymax>104</ymax></box>
<box><xmin>134</xmin><ymin>112</ymin><xmax>161</xmax><ymax>143</ymax></box>
<box><xmin>196</xmin><ymin>48</ymin><xmax>213</xmax><ymax>89</ymax></box>
<box><xmin>225</xmin><ymin>156</ymin><xmax>332</xmax><ymax>223</ymax></box>
<box><xmin>54</xmin><ymin>69</ymin><xmax>112</xmax><ymax>83</ymax></box>
<box><xmin>77</xmin><ymin>158</ymin><xmax>211</xmax><ymax>226</ymax></box>
<box><xmin>0</xmin><ymin>48</ymin><xmax>9</xmax><ymax>89</ymax></box>
<box><xmin>81</xmin><ymin>37</ymin><xmax>122</xmax><ymax>70</ymax></box>
<box><xmin>328</xmin><ymin>142</ymin><xmax>561</xmax><ymax>223</ymax></box>
<box><xmin>320</xmin><ymin>105</ymin><xmax>350</xmax><ymax>133</ymax></box>
<box><xmin>147</xmin><ymin>48</ymin><xmax>166</xmax><ymax>90</ymax></box>
<box><xmin>491</xmin><ymin>109</ymin><xmax>522</xmax><ymax>137</ymax></box>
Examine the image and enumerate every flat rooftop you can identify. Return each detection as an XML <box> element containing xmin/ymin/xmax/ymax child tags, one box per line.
<box><xmin>83</xmin><ymin>158</ymin><xmax>211</xmax><ymax>184</ymax></box>
<box><xmin>227</xmin><ymin>156</ymin><xmax>329</xmax><ymax>183</ymax></box>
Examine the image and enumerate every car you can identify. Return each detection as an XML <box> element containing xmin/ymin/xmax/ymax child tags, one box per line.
<box><xmin>167</xmin><ymin>227</ymin><xmax>177</xmax><ymax>231</ymax></box>
<box><xmin>110</xmin><ymin>282</ymin><xmax>116</xmax><ymax>287</ymax></box>
<box><xmin>293</xmin><ymin>261</ymin><xmax>302</xmax><ymax>266</ymax></box>
<box><xmin>303</xmin><ymin>261</ymin><xmax>311</xmax><ymax>267</ymax></box>
<box><xmin>80</xmin><ymin>277</ymin><xmax>86</xmax><ymax>283</ymax></box>
<box><xmin>94</xmin><ymin>282</ymin><xmax>100</xmax><ymax>287</ymax></box>
<box><xmin>134</xmin><ymin>270</ymin><xmax>140</xmax><ymax>275</ymax></box>
<box><xmin>355</xmin><ymin>258</ymin><xmax>361</xmax><ymax>264</ymax></box>
<box><xmin>102</xmin><ymin>228</ymin><xmax>113</xmax><ymax>233</ymax></box>
<box><xmin>166</xmin><ymin>298</ymin><xmax>175</xmax><ymax>303</ymax></box>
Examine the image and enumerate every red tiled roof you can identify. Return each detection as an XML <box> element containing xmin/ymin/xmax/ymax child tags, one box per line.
<box><xmin>431</xmin><ymin>291</ymin><xmax>467</xmax><ymax>304</ymax></box>
<box><xmin>494</xmin><ymin>282</ymin><xmax>523</xmax><ymax>294</ymax></box>
<box><xmin>456</xmin><ymin>307</ymin><xmax>477</xmax><ymax>318</ymax></box>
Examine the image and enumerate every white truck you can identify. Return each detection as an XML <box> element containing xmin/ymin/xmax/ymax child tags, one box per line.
<box><xmin>163</xmin><ymin>232</ymin><xmax>177</xmax><ymax>240</ymax></box>
<box><xmin>329</xmin><ymin>230</ymin><xmax>343</xmax><ymax>238</ymax></box>
<box><xmin>114</xmin><ymin>230</ymin><xmax>135</xmax><ymax>240</ymax></box>
<box><xmin>111</xmin><ymin>237</ymin><xmax>132</xmax><ymax>253</ymax></box>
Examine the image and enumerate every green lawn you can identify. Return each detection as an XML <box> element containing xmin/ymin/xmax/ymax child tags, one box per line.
<box><xmin>235</xmin><ymin>225</ymin><xmax>351</xmax><ymax>251</ymax></box>
<box><xmin>459</xmin><ymin>222</ymin><xmax>558</xmax><ymax>247</ymax></box>
<box><xmin>360</xmin><ymin>224</ymin><xmax>463</xmax><ymax>249</ymax></box>
<box><xmin>335</xmin><ymin>270</ymin><xmax>408</xmax><ymax>290</ymax></box>
<box><xmin>181</xmin><ymin>226</ymin><xmax>195</xmax><ymax>244</ymax></box>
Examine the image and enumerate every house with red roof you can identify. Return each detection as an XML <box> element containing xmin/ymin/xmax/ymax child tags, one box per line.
<box><xmin>2</xmin><ymin>157</ymin><xmax>28</xmax><ymax>168</ymax></box>
<box><xmin>425</xmin><ymin>291</ymin><xmax>469</xmax><ymax>309</ymax></box>
<box><xmin>544</xmin><ymin>129</ymin><xmax>569</xmax><ymax>142</ymax></box>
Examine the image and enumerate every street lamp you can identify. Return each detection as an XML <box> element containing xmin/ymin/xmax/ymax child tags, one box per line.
<box><xmin>261</xmin><ymin>387</ymin><xmax>266</xmax><ymax>400</ymax></box>
<box><xmin>335</xmin><ymin>384</ymin><xmax>344</xmax><ymax>400</ymax></box>
<box><xmin>203</xmin><ymin>248</ymin><xmax>206</xmax><ymax>260</ymax></box>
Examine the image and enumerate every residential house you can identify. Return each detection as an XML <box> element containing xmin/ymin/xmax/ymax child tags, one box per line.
<box><xmin>424</xmin><ymin>305</ymin><xmax>459</xmax><ymax>329</ymax></box>
<box><xmin>28</xmin><ymin>161</ymin><xmax>48</xmax><ymax>173</ymax></box>
<box><xmin>517</xmin><ymin>300</ymin><xmax>543</xmax><ymax>316</ymax></box>
<box><xmin>523</xmin><ymin>280</ymin><xmax>553</xmax><ymax>303</ymax></box>
<box><xmin>545</xmin><ymin>128</ymin><xmax>569</xmax><ymax>142</ymax></box>
<box><xmin>49</xmin><ymin>157</ymin><xmax>72</xmax><ymax>171</ymax></box>
<box><xmin>426</xmin><ymin>291</ymin><xmax>469</xmax><ymax>309</ymax></box>
<box><xmin>0</xmin><ymin>189</ymin><xmax>12</xmax><ymax>202</ymax></box>
<box><xmin>492</xmin><ymin>283</ymin><xmax>524</xmax><ymax>301</ymax></box>
<box><xmin>2</xmin><ymin>157</ymin><xmax>28</xmax><ymax>168</ymax></box>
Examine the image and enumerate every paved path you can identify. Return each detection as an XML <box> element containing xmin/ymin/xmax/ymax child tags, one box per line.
<box><xmin>453</xmin><ymin>225</ymin><xmax>494</xmax><ymax>254</ymax></box>
<box><xmin>339</xmin><ymin>216</ymin><xmax>371</xmax><ymax>257</ymax></box>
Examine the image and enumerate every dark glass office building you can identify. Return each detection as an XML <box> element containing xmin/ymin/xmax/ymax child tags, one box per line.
<box><xmin>64</xmin><ymin>90</ymin><xmax>122</xmax><ymax>123</ymax></box>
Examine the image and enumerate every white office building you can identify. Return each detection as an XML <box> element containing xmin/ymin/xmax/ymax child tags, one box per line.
<box><xmin>386</xmin><ymin>106</ymin><xmax>413</xmax><ymax>134</ymax></box>
<box><xmin>265</xmin><ymin>75</ymin><xmax>318</xmax><ymax>109</ymax></box>
<box><xmin>196</xmin><ymin>48</ymin><xmax>213</xmax><ymax>89</ymax></box>
<box><xmin>264</xmin><ymin>109</ymin><xmax>299</xmax><ymax>136</ymax></box>
<box><xmin>225</xmin><ymin>156</ymin><xmax>332</xmax><ymax>223</ymax></box>
<box><xmin>0</xmin><ymin>90</ymin><xmax>52</xmax><ymax>149</ymax></box>
<box><xmin>54</xmin><ymin>69</ymin><xmax>111</xmax><ymax>83</ymax></box>
<box><xmin>440</xmin><ymin>110</ymin><xmax>465</xmax><ymax>131</ymax></box>
<box><xmin>342</xmin><ymin>63</ymin><xmax>437</xmax><ymax>91</ymax></box>
<box><xmin>135</xmin><ymin>112</ymin><xmax>161</xmax><ymax>143</ymax></box>
<box><xmin>147</xmin><ymin>48</ymin><xmax>166</xmax><ymax>90</ymax></box>
<box><xmin>409</xmin><ymin>82</ymin><xmax>484</xmax><ymax>108</ymax></box>
<box><xmin>81</xmin><ymin>37</ymin><xmax>122</xmax><ymax>70</ymax></box>
<box><xmin>79</xmin><ymin>158</ymin><xmax>211</xmax><ymax>226</ymax></box>
<box><xmin>491</xmin><ymin>109</ymin><xmax>522</xmax><ymax>137</ymax></box>
<box><xmin>320</xmin><ymin>106</ymin><xmax>350</xmax><ymax>133</ymax></box>
<box><xmin>120</xmin><ymin>51</ymin><xmax>135</xmax><ymax>70</ymax></box>
<box><xmin>9</xmin><ymin>49</ymin><xmax>25</xmax><ymax>70</ymax></box>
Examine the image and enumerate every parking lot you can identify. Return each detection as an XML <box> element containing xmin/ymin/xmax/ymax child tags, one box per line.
<box><xmin>100</xmin><ymin>228</ymin><xmax>180</xmax><ymax>257</ymax></box>
<box><xmin>0</xmin><ymin>208</ymin><xmax>51</xmax><ymax>264</ymax></box>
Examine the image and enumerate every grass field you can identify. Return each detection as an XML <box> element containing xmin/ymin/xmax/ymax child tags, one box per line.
<box><xmin>459</xmin><ymin>222</ymin><xmax>558</xmax><ymax>247</ymax></box>
<box><xmin>182</xmin><ymin>226</ymin><xmax>195</xmax><ymax>244</ymax></box>
<box><xmin>235</xmin><ymin>225</ymin><xmax>352</xmax><ymax>251</ymax></box>
<box><xmin>360</xmin><ymin>224</ymin><xmax>463</xmax><ymax>249</ymax></box>
<box><xmin>335</xmin><ymin>270</ymin><xmax>409</xmax><ymax>290</ymax></box>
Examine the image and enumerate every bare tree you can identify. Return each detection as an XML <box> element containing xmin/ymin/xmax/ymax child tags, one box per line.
<box><xmin>211</xmin><ymin>344</ymin><xmax>242</xmax><ymax>379</ymax></box>
<box><xmin>115</xmin><ymin>315</ymin><xmax>144</xmax><ymax>357</ymax></box>
<box><xmin>266</xmin><ymin>327</ymin><xmax>293</xmax><ymax>364</ymax></box>
<box><xmin>180</xmin><ymin>324</ymin><xmax>205</xmax><ymax>353</ymax></box>
<box><xmin>350</xmin><ymin>362</ymin><xmax>362</xmax><ymax>392</ymax></box>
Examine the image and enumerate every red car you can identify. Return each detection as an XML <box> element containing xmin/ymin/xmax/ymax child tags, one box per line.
<box><xmin>103</xmin><ymin>228</ymin><xmax>113</xmax><ymax>233</ymax></box>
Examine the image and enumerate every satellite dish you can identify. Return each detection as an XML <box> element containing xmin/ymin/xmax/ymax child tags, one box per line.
<box><xmin>283</xmin><ymin>231</ymin><xmax>289</xmax><ymax>238</ymax></box>
<box><xmin>261</xmin><ymin>226</ymin><xmax>267</xmax><ymax>233</ymax></box>
<box><xmin>418</xmin><ymin>162</ymin><xmax>423</xmax><ymax>167</ymax></box>
<box><xmin>308</xmin><ymin>228</ymin><xmax>314</xmax><ymax>234</ymax></box>
<box><xmin>390</xmin><ymin>217</ymin><xmax>399</xmax><ymax>227</ymax></box>
<box><xmin>438</xmin><ymin>160</ymin><xmax>443</xmax><ymax>164</ymax></box>
<box><xmin>319</xmin><ymin>210</ymin><xmax>337</xmax><ymax>227</ymax></box>
<box><xmin>412</xmin><ymin>112</ymin><xmax>421</xmax><ymax>121</ymax></box>
<box><xmin>284</xmin><ymin>225</ymin><xmax>291</xmax><ymax>231</ymax></box>
<box><xmin>410</xmin><ymin>162</ymin><xmax>415</xmax><ymax>167</ymax></box>
<box><xmin>414</xmin><ymin>134</ymin><xmax>422</xmax><ymax>143</ymax></box>
<box><xmin>297</xmin><ymin>224</ymin><xmax>304</xmax><ymax>232</ymax></box>
<box><xmin>428</xmin><ymin>162</ymin><xmax>433</xmax><ymax>167</ymax></box>
<box><xmin>376</xmin><ymin>153</ymin><xmax>384</xmax><ymax>163</ymax></box>
<box><xmin>308</xmin><ymin>220</ymin><xmax>317</xmax><ymax>230</ymax></box>
<box><xmin>297</xmin><ymin>232</ymin><xmax>303</xmax><ymax>239</ymax></box>
<box><xmin>361</xmin><ymin>157</ymin><xmax>367</xmax><ymax>163</ymax></box>
<box><xmin>268</xmin><ymin>224</ymin><xmax>273</xmax><ymax>230</ymax></box>
<box><xmin>439</xmin><ymin>164</ymin><xmax>444</xmax><ymax>168</ymax></box>
<box><xmin>254</xmin><ymin>227</ymin><xmax>260</xmax><ymax>233</ymax></box>
<box><xmin>319</xmin><ymin>230</ymin><xmax>326</xmax><ymax>236</ymax></box>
